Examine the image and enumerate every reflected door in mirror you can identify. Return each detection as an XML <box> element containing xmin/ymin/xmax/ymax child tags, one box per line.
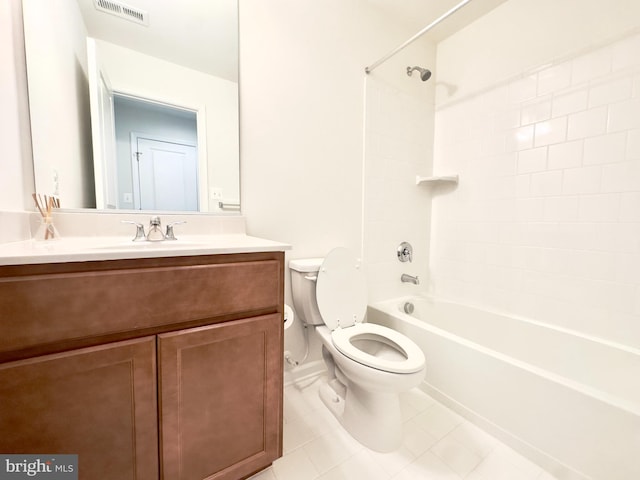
<box><xmin>133</xmin><ymin>136</ymin><xmax>198</xmax><ymax>211</ymax></box>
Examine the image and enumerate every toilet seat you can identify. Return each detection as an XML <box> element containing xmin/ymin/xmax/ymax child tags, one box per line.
<box><xmin>316</xmin><ymin>248</ymin><xmax>367</xmax><ymax>330</ymax></box>
<box><xmin>315</xmin><ymin>247</ymin><xmax>425</xmax><ymax>374</ymax></box>
<box><xmin>331</xmin><ymin>323</ymin><xmax>425</xmax><ymax>374</ymax></box>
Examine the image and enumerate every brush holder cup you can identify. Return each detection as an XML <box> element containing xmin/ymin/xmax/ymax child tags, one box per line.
<box><xmin>35</xmin><ymin>215</ymin><xmax>61</xmax><ymax>241</ymax></box>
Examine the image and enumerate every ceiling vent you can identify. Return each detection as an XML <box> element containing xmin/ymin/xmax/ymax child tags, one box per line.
<box><xmin>93</xmin><ymin>0</ymin><xmax>149</xmax><ymax>26</ymax></box>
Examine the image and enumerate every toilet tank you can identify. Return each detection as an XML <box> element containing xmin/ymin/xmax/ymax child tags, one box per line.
<box><xmin>289</xmin><ymin>258</ymin><xmax>325</xmax><ymax>326</ymax></box>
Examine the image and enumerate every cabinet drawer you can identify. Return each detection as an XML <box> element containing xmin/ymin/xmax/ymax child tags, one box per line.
<box><xmin>0</xmin><ymin>254</ymin><xmax>283</xmax><ymax>358</ymax></box>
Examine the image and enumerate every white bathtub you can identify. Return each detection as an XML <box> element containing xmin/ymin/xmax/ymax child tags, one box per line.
<box><xmin>367</xmin><ymin>297</ymin><xmax>640</xmax><ymax>480</ymax></box>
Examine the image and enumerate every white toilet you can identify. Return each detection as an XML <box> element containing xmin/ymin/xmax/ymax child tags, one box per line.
<box><xmin>289</xmin><ymin>247</ymin><xmax>426</xmax><ymax>452</ymax></box>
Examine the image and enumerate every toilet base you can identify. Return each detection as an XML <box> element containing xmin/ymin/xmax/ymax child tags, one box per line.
<box><xmin>319</xmin><ymin>377</ymin><xmax>403</xmax><ymax>453</ymax></box>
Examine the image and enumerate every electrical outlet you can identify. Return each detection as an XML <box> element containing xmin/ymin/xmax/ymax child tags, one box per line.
<box><xmin>210</xmin><ymin>188</ymin><xmax>223</xmax><ymax>200</ymax></box>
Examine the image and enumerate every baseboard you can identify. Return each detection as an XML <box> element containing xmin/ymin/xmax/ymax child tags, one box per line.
<box><xmin>284</xmin><ymin>359</ymin><xmax>325</xmax><ymax>387</ymax></box>
<box><xmin>420</xmin><ymin>382</ymin><xmax>591</xmax><ymax>480</ymax></box>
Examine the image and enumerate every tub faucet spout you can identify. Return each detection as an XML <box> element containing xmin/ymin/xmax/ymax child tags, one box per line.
<box><xmin>401</xmin><ymin>273</ymin><xmax>419</xmax><ymax>285</ymax></box>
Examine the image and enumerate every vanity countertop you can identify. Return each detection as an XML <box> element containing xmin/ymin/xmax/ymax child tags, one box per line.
<box><xmin>0</xmin><ymin>234</ymin><xmax>291</xmax><ymax>266</ymax></box>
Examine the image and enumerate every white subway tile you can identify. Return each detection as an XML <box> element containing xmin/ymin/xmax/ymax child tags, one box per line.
<box><xmin>601</xmin><ymin>161</ymin><xmax>640</xmax><ymax>192</ymax></box>
<box><xmin>608</xmin><ymin>98</ymin><xmax>640</xmax><ymax>132</ymax></box>
<box><xmin>548</xmin><ymin>140</ymin><xmax>584</xmax><ymax>170</ymax></box>
<box><xmin>506</xmin><ymin>125</ymin><xmax>534</xmax><ymax>151</ymax></box>
<box><xmin>615</xmin><ymin>254</ymin><xmax>640</xmax><ymax>285</ymax></box>
<box><xmin>593</xmin><ymin>223</ymin><xmax>640</xmax><ymax>253</ymax></box>
<box><xmin>523</xmin><ymin>247</ymin><xmax>569</xmax><ymax>274</ymax></box>
<box><xmin>588</xmin><ymin>75</ymin><xmax>633</xmax><ymax>108</ymax></box>
<box><xmin>530</xmin><ymin>170</ymin><xmax>563</xmax><ymax>196</ymax></box>
<box><xmin>620</xmin><ymin>192</ymin><xmax>640</xmax><ymax>221</ymax></box>
<box><xmin>633</xmin><ymin>73</ymin><xmax>640</xmax><ymax>98</ymax></box>
<box><xmin>491</xmin><ymin>152</ymin><xmax>518</xmax><ymax>176</ymax></box>
<box><xmin>567</xmin><ymin>106</ymin><xmax>608</xmax><ymax>140</ymax></box>
<box><xmin>485</xmin><ymin>265</ymin><xmax>523</xmax><ymax>292</ymax></box>
<box><xmin>508</xmin><ymin>75</ymin><xmax>537</xmax><ymax>104</ymax></box>
<box><xmin>515</xmin><ymin>198</ymin><xmax>545</xmax><ymax>222</ymax></box>
<box><xmin>521</xmin><ymin>98</ymin><xmax>552</xmax><ymax>126</ymax></box>
<box><xmin>572</xmin><ymin>46</ymin><xmax>612</xmax><ymax>85</ymax></box>
<box><xmin>481</xmin><ymin>85</ymin><xmax>509</xmax><ymax>112</ymax></box>
<box><xmin>485</xmin><ymin>244</ymin><xmax>527</xmax><ymax>269</ymax></box>
<box><xmin>552</xmin><ymin>86</ymin><xmax>588</xmax><ymax>117</ymax></box>
<box><xmin>543</xmin><ymin>196</ymin><xmax>579</xmax><ymax>222</ymax></box>
<box><xmin>548</xmin><ymin>223</ymin><xmax>599</xmax><ymax>250</ymax></box>
<box><xmin>515</xmin><ymin>174</ymin><xmax>531</xmax><ymax>197</ymax></box>
<box><xmin>627</xmin><ymin>129</ymin><xmax>640</xmax><ymax>159</ymax></box>
<box><xmin>565</xmin><ymin>250</ymin><xmax>617</xmax><ymax>283</ymax></box>
<box><xmin>562</xmin><ymin>166</ymin><xmax>602</xmax><ymax>194</ymax></box>
<box><xmin>493</xmin><ymin>108</ymin><xmax>521</xmax><ymax>131</ymax></box>
<box><xmin>583</xmin><ymin>132</ymin><xmax>627</xmax><ymax>165</ymax></box>
<box><xmin>517</xmin><ymin>147</ymin><xmax>547</xmax><ymax>173</ymax></box>
<box><xmin>578</xmin><ymin>193</ymin><xmax>621</xmax><ymax>222</ymax></box>
<box><xmin>537</xmin><ymin>62</ymin><xmax>572</xmax><ymax>96</ymax></box>
<box><xmin>534</xmin><ymin>117</ymin><xmax>568</xmax><ymax>147</ymax></box>
<box><xmin>481</xmin><ymin>132</ymin><xmax>507</xmax><ymax>156</ymax></box>
<box><xmin>612</xmin><ymin>33</ymin><xmax>640</xmax><ymax>72</ymax></box>
<box><xmin>522</xmin><ymin>270</ymin><xmax>563</xmax><ymax>300</ymax></box>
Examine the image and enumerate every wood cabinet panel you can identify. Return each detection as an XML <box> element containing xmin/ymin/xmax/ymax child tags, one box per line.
<box><xmin>0</xmin><ymin>252</ymin><xmax>283</xmax><ymax>360</ymax></box>
<box><xmin>158</xmin><ymin>314</ymin><xmax>283</xmax><ymax>480</ymax></box>
<box><xmin>0</xmin><ymin>337</ymin><xmax>158</xmax><ymax>480</ymax></box>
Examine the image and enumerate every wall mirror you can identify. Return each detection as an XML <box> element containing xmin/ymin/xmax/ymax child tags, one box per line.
<box><xmin>22</xmin><ymin>0</ymin><xmax>239</xmax><ymax>213</ymax></box>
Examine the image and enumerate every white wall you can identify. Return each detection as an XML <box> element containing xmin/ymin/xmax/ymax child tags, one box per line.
<box><xmin>436</xmin><ymin>0</ymin><xmax>640</xmax><ymax>104</ymax></box>
<box><xmin>22</xmin><ymin>0</ymin><xmax>93</xmax><ymax>207</ymax></box>
<box><xmin>240</xmin><ymin>0</ymin><xmax>434</xmax><ymax>284</ymax></box>
<box><xmin>432</xmin><ymin>0</ymin><xmax>640</xmax><ymax>348</ymax></box>
<box><xmin>239</xmin><ymin>0</ymin><xmax>435</xmax><ymax>363</ymax></box>
<box><xmin>0</xmin><ymin>0</ymin><xmax>34</xmax><ymax>211</ymax></box>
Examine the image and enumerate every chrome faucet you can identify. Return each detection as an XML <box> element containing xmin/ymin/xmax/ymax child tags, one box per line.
<box><xmin>121</xmin><ymin>220</ymin><xmax>146</xmax><ymax>241</ymax></box>
<box><xmin>122</xmin><ymin>216</ymin><xmax>186</xmax><ymax>242</ymax></box>
<box><xmin>146</xmin><ymin>216</ymin><xmax>165</xmax><ymax>241</ymax></box>
<box><xmin>165</xmin><ymin>221</ymin><xmax>186</xmax><ymax>240</ymax></box>
<box><xmin>401</xmin><ymin>273</ymin><xmax>420</xmax><ymax>285</ymax></box>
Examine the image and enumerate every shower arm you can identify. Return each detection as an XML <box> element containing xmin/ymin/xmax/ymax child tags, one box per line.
<box><xmin>364</xmin><ymin>0</ymin><xmax>473</xmax><ymax>75</ymax></box>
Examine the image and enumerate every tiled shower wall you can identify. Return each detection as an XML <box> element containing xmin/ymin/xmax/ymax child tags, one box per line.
<box><xmin>364</xmin><ymin>77</ymin><xmax>434</xmax><ymax>303</ymax></box>
<box><xmin>430</xmin><ymin>32</ymin><xmax>640</xmax><ymax>348</ymax></box>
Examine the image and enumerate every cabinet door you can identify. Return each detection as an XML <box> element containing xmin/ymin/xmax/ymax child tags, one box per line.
<box><xmin>159</xmin><ymin>314</ymin><xmax>283</xmax><ymax>480</ymax></box>
<box><xmin>0</xmin><ymin>337</ymin><xmax>158</xmax><ymax>480</ymax></box>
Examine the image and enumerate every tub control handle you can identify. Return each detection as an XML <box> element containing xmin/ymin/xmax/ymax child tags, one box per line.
<box><xmin>397</xmin><ymin>242</ymin><xmax>413</xmax><ymax>262</ymax></box>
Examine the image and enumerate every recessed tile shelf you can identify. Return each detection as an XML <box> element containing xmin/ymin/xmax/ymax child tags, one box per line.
<box><xmin>416</xmin><ymin>175</ymin><xmax>459</xmax><ymax>186</ymax></box>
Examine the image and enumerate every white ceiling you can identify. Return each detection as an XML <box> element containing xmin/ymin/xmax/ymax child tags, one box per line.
<box><xmin>366</xmin><ymin>0</ymin><xmax>509</xmax><ymax>41</ymax></box>
<box><xmin>76</xmin><ymin>0</ymin><xmax>238</xmax><ymax>82</ymax></box>
<box><xmin>76</xmin><ymin>0</ymin><xmax>507</xmax><ymax>83</ymax></box>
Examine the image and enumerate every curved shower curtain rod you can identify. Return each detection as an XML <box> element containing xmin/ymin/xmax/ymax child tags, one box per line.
<box><xmin>364</xmin><ymin>0</ymin><xmax>474</xmax><ymax>74</ymax></box>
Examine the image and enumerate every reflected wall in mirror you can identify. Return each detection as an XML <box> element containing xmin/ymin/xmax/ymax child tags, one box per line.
<box><xmin>22</xmin><ymin>0</ymin><xmax>239</xmax><ymax>213</ymax></box>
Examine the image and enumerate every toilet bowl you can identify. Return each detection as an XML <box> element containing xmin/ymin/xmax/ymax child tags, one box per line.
<box><xmin>289</xmin><ymin>247</ymin><xmax>426</xmax><ymax>452</ymax></box>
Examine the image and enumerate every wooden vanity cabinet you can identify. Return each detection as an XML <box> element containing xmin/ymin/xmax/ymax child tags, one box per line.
<box><xmin>0</xmin><ymin>336</ymin><xmax>159</xmax><ymax>479</ymax></box>
<box><xmin>0</xmin><ymin>252</ymin><xmax>284</xmax><ymax>480</ymax></box>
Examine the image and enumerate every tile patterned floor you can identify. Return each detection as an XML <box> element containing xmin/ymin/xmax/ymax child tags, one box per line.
<box><xmin>250</xmin><ymin>374</ymin><xmax>559</xmax><ymax>480</ymax></box>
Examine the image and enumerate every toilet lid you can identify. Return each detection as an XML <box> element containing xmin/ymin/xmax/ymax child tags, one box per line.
<box><xmin>316</xmin><ymin>247</ymin><xmax>367</xmax><ymax>330</ymax></box>
<box><xmin>331</xmin><ymin>323</ymin><xmax>425</xmax><ymax>374</ymax></box>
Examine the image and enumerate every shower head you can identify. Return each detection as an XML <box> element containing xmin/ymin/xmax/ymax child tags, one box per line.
<box><xmin>407</xmin><ymin>66</ymin><xmax>432</xmax><ymax>81</ymax></box>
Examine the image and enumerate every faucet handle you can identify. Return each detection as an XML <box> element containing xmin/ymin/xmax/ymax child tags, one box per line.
<box><xmin>121</xmin><ymin>220</ymin><xmax>146</xmax><ymax>241</ymax></box>
<box><xmin>165</xmin><ymin>221</ymin><xmax>186</xmax><ymax>241</ymax></box>
<box><xmin>397</xmin><ymin>242</ymin><xmax>413</xmax><ymax>263</ymax></box>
